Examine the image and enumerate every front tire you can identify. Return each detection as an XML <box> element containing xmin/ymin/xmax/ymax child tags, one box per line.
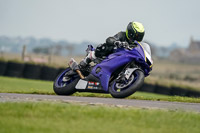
<box><xmin>53</xmin><ymin>68</ymin><xmax>79</xmax><ymax>95</ymax></box>
<box><xmin>109</xmin><ymin>70</ymin><xmax>144</xmax><ymax>98</ymax></box>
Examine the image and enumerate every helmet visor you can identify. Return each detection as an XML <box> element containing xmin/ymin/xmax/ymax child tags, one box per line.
<box><xmin>135</xmin><ymin>32</ymin><xmax>144</xmax><ymax>42</ymax></box>
<box><xmin>127</xmin><ymin>24</ymin><xmax>136</xmax><ymax>42</ymax></box>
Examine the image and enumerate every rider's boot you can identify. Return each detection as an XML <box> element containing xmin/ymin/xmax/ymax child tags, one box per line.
<box><xmin>79</xmin><ymin>51</ymin><xmax>96</xmax><ymax>68</ymax></box>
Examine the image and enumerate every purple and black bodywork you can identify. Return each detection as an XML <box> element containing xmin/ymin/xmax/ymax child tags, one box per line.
<box><xmin>53</xmin><ymin>41</ymin><xmax>153</xmax><ymax>98</ymax></box>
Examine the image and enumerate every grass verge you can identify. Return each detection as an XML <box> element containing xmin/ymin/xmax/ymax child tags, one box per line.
<box><xmin>0</xmin><ymin>76</ymin><xmax>200</xmax><ymax>103</ymax></box>
<box><xmin>0</xmin><ymin>102</ymin><xmax>200</xmax><ymax>133</ymax></box>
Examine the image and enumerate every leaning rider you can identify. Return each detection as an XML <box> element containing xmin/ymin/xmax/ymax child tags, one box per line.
<box><xmin>79</xmin><ymin>21</ymin><xmax>145</xmax><ymax>68</ymax></box>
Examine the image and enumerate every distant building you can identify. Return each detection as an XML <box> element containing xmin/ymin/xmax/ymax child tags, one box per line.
<box><xmin>188</xmin><ymin>37</ymin><xmax>200</xmax><ymax>54</ymax></box>
<box><xmin>169</xmin><ymin>37</ymin><xmax>200</xmax><ymax>63</ymax></box>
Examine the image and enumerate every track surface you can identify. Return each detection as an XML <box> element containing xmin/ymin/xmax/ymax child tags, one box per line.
<box><xmin>1</xmin><ymin>93</ymin><xmax>200</xmax><ymax>112</ymax></box>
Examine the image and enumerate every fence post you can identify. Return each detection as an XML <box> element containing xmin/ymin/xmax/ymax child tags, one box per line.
<box><xmin>0</xmin><ymin>46</ymin><xmax>5</xmax><ymax>58</ymax></box>
<box><xmin>22</xmin><ymin>45</ymin><xmax>26</xmax><ymax>62</ymax></box>
<box><xmin>48</xmin><ymin>46</ymin><xmax>53</xmax><ymax>65</ymax></box>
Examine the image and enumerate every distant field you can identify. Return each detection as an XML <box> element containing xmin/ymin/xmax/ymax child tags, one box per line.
<box><xmin>0</xmin><ymin>53</ymin><xmax>84</xmax><ymax>68</ymax></box>
<box><xmin>0</xmin><ymin>76</ymin><xmax>200</xmax><ymax>103</ymax></box>
<box><xmin>0</xmin><ymin>102</ymin><xmax>200</xmax><ymax>133</ymax></box>
<box><xmin>149</xmin><ymin>59</ymin><xmax>200</xmax><ymax>91</ymax></box>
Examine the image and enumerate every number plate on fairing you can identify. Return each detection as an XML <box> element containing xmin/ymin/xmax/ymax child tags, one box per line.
<box><xmin>75</xmin><ymin>79</ymin><xmax>101</xmax><ymax>90</ymax></box>
<box><xmin>75</xmin><ymin>79</ymin><xmax>88</xmax><ymax>89</ymax></box>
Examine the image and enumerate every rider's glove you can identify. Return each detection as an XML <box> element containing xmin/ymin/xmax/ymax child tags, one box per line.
<box><xmin>114</xmin><ymin>41</ymin><xmax>129</xmax><ymax>48</ymax></box>
<box><xmin>86</xmin><ymin>51</ymin><xmax>96</xmax><ymax>60</ymax></box>
<box><xmin>86</xmin><ymin>45</ymin><xmax>94</xmax><ymax>54</ymax></box>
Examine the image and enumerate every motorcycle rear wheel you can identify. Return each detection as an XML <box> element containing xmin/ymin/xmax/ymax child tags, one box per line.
<box><xmin>109</xmin><ymin>70</ymin><xmax>144</xmax><ymax>98</ymax></box>
<box><xmin>53</xmin><ymin>68</ymin><xmax>79</xmax><ymax>95</ymax></box>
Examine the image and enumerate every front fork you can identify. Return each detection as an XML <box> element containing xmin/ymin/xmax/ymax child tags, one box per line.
<box><xmin>115</xmin><ymin>61</ymin><xmax>140</xmax><ymax>83</ymax></box>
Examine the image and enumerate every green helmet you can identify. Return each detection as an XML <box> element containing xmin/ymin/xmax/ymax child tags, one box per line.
<box><xmin>126</xmin><ymin>21</ymin><xmax>145</xmax><ymax>43</ymax></box>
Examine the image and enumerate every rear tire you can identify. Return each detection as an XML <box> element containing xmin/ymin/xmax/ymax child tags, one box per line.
<box><xmin>53</xmin><ymin>68</ymin><xmax>79</xmax><ymax>95</ymax></box>
<box><xmin>109</xmin><ymin>70</ymin><xmax>144</xmax><ymax>98</ymax></box>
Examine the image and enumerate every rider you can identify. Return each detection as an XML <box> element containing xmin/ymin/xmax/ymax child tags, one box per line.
<box><xmin>79</xmin><ymin>21</ymin><xmax>145</xmax><ymax>68</ymax></box>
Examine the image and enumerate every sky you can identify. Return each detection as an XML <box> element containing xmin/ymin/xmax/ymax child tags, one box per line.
<box><xmin>0</xmin><ymin>0</ymin><xmax>200</xmax><ymax>47</ymax></box>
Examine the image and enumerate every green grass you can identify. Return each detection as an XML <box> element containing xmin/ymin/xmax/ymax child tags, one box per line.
<box><xmin>0</xmin><ymin>102</ymin><xmax>200</xmax><ymax>133</ymax></box>
<box><xmin>0</xmin><ymin>76</ymin><xmax>54</xmax><ymax>94</ymax></box>
<box><xmin>0</xmin><ymin>76</ymin><xmax>200</xmax><ymax>103</ymax></box>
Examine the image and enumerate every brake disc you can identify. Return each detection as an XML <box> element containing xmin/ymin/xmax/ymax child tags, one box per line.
<box><xmin>115</xmin><ymin>74</ymin><xmax>134</xmax><ymax>89</ymax></box>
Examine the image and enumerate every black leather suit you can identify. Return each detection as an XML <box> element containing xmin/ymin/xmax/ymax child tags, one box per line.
<box><xmin>95</xmin><ymin>31</ymin><xmax>130</xmax><ymax>57</ymax></box>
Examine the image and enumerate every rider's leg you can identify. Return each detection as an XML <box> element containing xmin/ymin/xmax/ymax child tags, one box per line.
<box><xmin>79</xmin><ymin>51</ymin><xmax>96</xmax><ymax>68</ymax></box>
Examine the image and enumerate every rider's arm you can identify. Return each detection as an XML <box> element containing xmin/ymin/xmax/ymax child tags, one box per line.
<box><xmin>106</xmin><ymin>32</ymin><xmax>124</xmax><ymax>45</ymax></box>
<box><xmin>94</xmin><ymin>32</ymin><xmax>125</xmax><ymax>58</ymax></box>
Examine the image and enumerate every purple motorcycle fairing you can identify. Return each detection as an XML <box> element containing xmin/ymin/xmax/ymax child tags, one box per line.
<box><xmin>91</xmin><ymin>41</ymin><xmax>152</xmax><ymax>92</ymax></box>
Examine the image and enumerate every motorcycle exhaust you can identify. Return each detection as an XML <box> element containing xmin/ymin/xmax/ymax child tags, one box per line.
<box><xmin>76</xmin><ymin>69</ymin><xmax>85</xmax><ymax>79</ymax></box>
<box><xmin>69</xmin><ymin>58</ymin><xmax>85</xmax><ymax>79</ymax></box>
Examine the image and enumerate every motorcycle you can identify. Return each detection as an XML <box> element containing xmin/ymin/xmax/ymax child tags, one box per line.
<box><xmin>53</xmin><ymin>41</ymin><xmax>153</xmax><ymax>98</ymax></box>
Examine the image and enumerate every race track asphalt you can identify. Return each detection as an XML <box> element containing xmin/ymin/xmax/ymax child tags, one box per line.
<box><xmin>0</xmin><ymin>93</ymin><xmax>200</xmax><ymax>112</ymax></box>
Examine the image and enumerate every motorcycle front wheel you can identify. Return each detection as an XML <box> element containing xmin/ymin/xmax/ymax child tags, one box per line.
<box><xmin>109</xmin><ymin>70</ymin><xmax>144</xmax><ymax>98</ymax></box>
<box><xmin>53</xmin><ymin>68</ymin><xmax>80</xmax><ymax>95</ymax></box>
